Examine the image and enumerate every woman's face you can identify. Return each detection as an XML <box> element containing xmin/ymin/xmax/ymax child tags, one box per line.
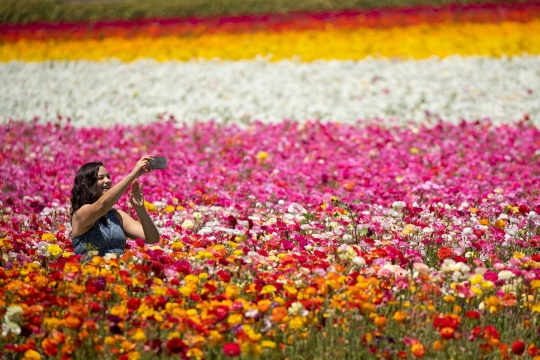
<box><xmin>95</xmin><ymin>166</ymin><xmax>112</xmax><ymax>198</ymax></box>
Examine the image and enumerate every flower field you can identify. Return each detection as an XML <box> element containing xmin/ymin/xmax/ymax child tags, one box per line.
<box><xmin>2</xmin><ymin>1</ymin><xmax>540</xmax><ymax>359</ymax></box>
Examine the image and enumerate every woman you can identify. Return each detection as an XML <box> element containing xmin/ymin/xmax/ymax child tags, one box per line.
<box><xmin>70</xmin><ymin>156</ymin><xmax>160</xmax><ymax>258</ymax></box>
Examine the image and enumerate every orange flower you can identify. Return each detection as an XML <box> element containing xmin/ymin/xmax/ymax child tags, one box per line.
<box><xmin>374</xmin><ymin>315</ymin><xmax>387</xmax><ymax>328</ymax></box>
<box><xmin>69</xmin><ymin>304</ymin><xmax>89</xmax><ymax>320</ymax></box>
<box><xmin>63</xmin><ymin>316</ymin><xmax>81</xmax><ymax>330</ymax></box>
<box><xmin>41</xmin><ymin>337</ymin><xmax>59</xmax><ymax>356</ymax></box>
<box><xmin>433</xmin><ymin>340</ymin><xmax>445</xmax><ymax>351</ymax></box>
<box><xmin>257</xmin><ymin>299</ymin><xmax>272</xmax><ymax>313</ymax></box>
<box><xmin>271</xmin><ymin>307</ymin><xmax>287</xmax><ymax>323</ymax></box>
<box><xmin>411</xmin><ymin>343</ymin><xmax>425</xmax><ymax>358</ymax></box>
<box><xmin>393</xmin><ymin>311</ymin><xmax>407</xmax><ymax>323</ymax></box>
<box><xmin>437</xmin><ymin>247</ymin><xmax>452</xmax><ymax>260</ymax></box>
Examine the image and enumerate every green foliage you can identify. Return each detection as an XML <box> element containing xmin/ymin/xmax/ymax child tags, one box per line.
<box><xmin>0</xmin><ymin>0</ymin><xmax>530</xmax><ymax>24</ymax></box>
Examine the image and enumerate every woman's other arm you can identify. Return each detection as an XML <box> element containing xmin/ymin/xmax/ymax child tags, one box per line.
<box><xmin>116</xmin><ymin>180</ymin><xmax>160</xmax><ymax>244</ymax></box>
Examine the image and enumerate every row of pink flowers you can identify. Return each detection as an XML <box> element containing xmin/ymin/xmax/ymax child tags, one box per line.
<box><xmin>1</xmin><ymin>118</ymin><xmax>539</xmax><ymax>215</ymax></box>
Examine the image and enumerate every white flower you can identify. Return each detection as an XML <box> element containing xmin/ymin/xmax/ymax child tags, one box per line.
<box><xmin>1</xmin><ymin>322</ymin><xmax>21</xmax><ymax>337</ymax></box>
<box><xmin>288</xmin><ymin>202</ymin><xmax>307</xmax><ymax>214</ymax></box>
<box><xmin>392</xmin><ymin>201</ymin><xmax>406</xmax><ymax>210</ymax></box>
<box><xmin>352</xmin><ymin>256</ymin><xmax>366</xmax><ymax>267</ymax></box>
<box><xmin>4</xmin><ymin>305</ymin><xmax>23</xmax><ymax>324</ymax></box>
<box><xmin>181</xmin><ymin>219</ymin><xmax>195</xmax><ymax>230</ymax></box>
<box><xmin>462</xmin><ymin>227</ymin><xmax>473</xmax><ymax>235</ymax></box>
<box><xmin>193</xmin><ymin>212</ymin><xmax>202</xmax><ymax>222</ymax></box>
<box><xmin>342</xmin><ymin>234</ymin><xmax>353</xmax><ymax>243</ymax></box>
<box><xmin>245</xmin><ymin>309</ymin><xmax>259</xmax><ymax>318</ymax></box>
<box><xmin>422</xmin><ymin>227</ymin><xmax>434</xmax><ymax>234</ymax></box>
<box><xmin>3</xmin><ymin>56</ymin><xmax>540</xmax><ymax>126</ymax></box>
<box><xmin>103</xmin><ymin>253</ymin><xmax>118</xmax><ymax>261</ymax></box>
<box><xmin>498</xmin><ymin>270</ymin><xmax>515</xmax><ymax>281</ymax></box>
<box><xmin>153</xmin><ymin>201</ymin><xmax>166</xmax><ymax>210</ymax></box>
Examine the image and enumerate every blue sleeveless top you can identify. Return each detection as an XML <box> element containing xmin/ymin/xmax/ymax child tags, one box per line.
<box><xmin>72</xmin><ymin>211</ymin><xmax>126</xmax><ymax>258</ymax></box>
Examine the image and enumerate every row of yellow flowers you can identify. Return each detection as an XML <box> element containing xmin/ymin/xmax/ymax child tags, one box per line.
<box><xmin>2</xmin><ymin>20</ymin><xmax>539</xmax><ymax>62</ymax></box>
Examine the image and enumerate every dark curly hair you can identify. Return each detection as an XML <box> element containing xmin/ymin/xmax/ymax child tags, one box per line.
<box><xmin>70</xmin><ymin>162</ymin><xmax>107</xmax><ymax>225</ymax></box>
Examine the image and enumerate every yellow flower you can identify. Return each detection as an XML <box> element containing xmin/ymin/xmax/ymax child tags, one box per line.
<box><xmin>484</xmin><ymin>296</ymin><xmax>500</xmax><ymax>313</ymax></box>
<box><xmin>168</xmin><ymin>331</ymin><xmax>182</xmax><ymax>340</ymax></box>
<box><xmin>241</xmin><ymin>342</ymin><xmax>263</xmax><ymax>358</ymax></box>
<box><xmin>242</xmin><ymin>325</ymin><xmax>262</xmax><ymax>342</ymax></box>
<box><xmin>470</xmin><ymin>274</ymin><xmax>483</xmax><ymax>285</ymax></box>
<box><xmin>227</xmin><ymin>313</ymin><xmax>243</xmax><ymax>326</ymax></box>
<box><xmin>184</xmin><ymin>275</ymin><xmax>199</xmax><ymax>284</ymax></box>
<box><xmin>196</xmin><ymin>251</ymin><xmax>214</xmax><ymax>260</ymax></box>
<box><xmin>4</xmin><ymin>20</ymin><xmax>540</xmax><ymax>62</ymax></box>
<box><xmin>261</xmin><ymin>340</ymin><xmax>276</xmax><ymax>348</ymax></box>
<box><xmin>261</xmin><ymin>285</ymin><xmax>276</xmax><ymax>294</ymax></box>
<box><xmin>43</xmin><ymin>317</ymin><xmax>62</xmax><ymax>331</ymax></box>
<box><xmin>127</xmin><ymin>352</ymin><xmax>141</xmax><ymax>360</ymax></box>
<box><xmin>208</xmin><ymin>330</ymin><xmax>223</xmax><ymax>343</ymax></box>
<box><xmin>531</xmin><ymin>280</ymin><xmax>540</xmax><ymax>289</ymax></box>
<box><xmin>23</xmin><ymin>349</ymin><xmax>41</xmax><ymax>360</ymax></box>
<box><xmin>289</xmin><ymin>316</ymin><xmax>304</xmax><ymax>330</ymax></box>
<box><xmin>164</xmin><ymin>205</ymin><xmax>175</xmax><ymax>213</ymax></box>
<box><xmin>47</xmin><ymin>244</ymin><xmax>62</xmax><ymax>257</ymax></box>
<box><xmin>444</xmin><ymin>295</ymin><xmax>455</xmax><ymax>303</ymax></box>
<box><xmin>186</xmin><ymin>348</ymin><xmax>204</xmax><ymax>359</ymax></box>
<box><xmin>131</xmin><ymin>328</ymin><xmax>146</xmax><ymax>342</ymax></box>
<box><xmin>171</xmin><ymin>241</ymin><xmax>184</xmax><ymax>250</ymax></box>
<box><xmin>144</xmin><ymin>200</ymin><xmax>157</xmax><ymax>212</ymax></box>
<box><xmin>179</xmin><ymin>284</ymin><xmax>197</xmax><ymax>296</ymax></box>
<box><xmin>110</xmin><ymin>305</ymin><xmax>128</xmax><ymax>318</ymax></box>
<box><xmin>257</xmin><ymin>151</ymin><xmax>268</xmax><ymax>160</ymax></box>
<box><xmin>41</xmin><ymin>233</ymin><xmax>55</xmax><ymax>242</ymax></box>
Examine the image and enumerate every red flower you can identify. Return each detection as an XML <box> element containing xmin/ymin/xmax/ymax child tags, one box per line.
<box><xmin>126</xmin><ymin>298</ymin><xmax>142</xmax><ymax>311</ymax></box>
<box><xmin>511</xmin><ymin>340</ymin><xmax>525</xmax><ymax>355</ymax></box>
<box><xmin>529</xmin><ymin>237</ymin><xmax>540</xmax><ymax>248</ymax></box>
<box><xmin>223</xmin><ymin>343</ymin><xmax>241</xmax><ymax>357</ymax></box>
<box><xmin>483</xmin><ymin>325</ymin><xmax>500</xmax><ymax>340</ymax></box>
<box><xmin>465</xmin><ymin>310</ymin><xmax>480</xmax><ymax>319</ymax></box>
<box><xmin>433</xmin><ymin>315</ymin><xmax>459</xmax><ymax>330</ymax></box>
<box><xmin>217</xmin><ymin>270</ymin><xmax>231</xmax><ymax>282</ymax></box>
<box><xmin>166</xmin><ymin>338</ymin><xmax>187</xmax><ymax>354</ymax></box>
<box><xmin>518</xmin><ymin>204</ymin><xmax>530</xmax><ymax>215</ymax></box>
<box><xmin>440</xmin><ymin>327</ymin><xmax>455</xmax><ymax>339</ymax></box>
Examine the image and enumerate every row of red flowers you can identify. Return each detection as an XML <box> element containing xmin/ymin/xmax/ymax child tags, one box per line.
<box><xmin>1</xmin><ymin>2</ymin><xmax>540</xmax><ymax>42</ymax></box>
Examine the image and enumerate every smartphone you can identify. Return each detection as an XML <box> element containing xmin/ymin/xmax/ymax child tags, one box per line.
<box><xmin>148</xmin><ymin>156</ymin><xmax>167</xmax><ymax>170</ymax></box>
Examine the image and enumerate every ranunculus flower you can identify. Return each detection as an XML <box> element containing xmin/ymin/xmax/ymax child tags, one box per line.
<box><xmin>511</xmin><ymin>340</ymin><xmax>525</xmax><ymax>355</ymax></box>
<box><xmin>166</xmin><ymin>338</ymin><xmax>187</xmax><ymax>354</ymax></box>
<box><xmin>223</xmin><ymin>343</ymin><xmax>241</xmax><ymax>357</ymax></box>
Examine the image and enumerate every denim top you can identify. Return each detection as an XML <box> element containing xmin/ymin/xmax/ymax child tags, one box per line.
<box><xmin>72</xmin><ymin>211</ymin><xmax>126</xmax><ymax>257</ymax></box>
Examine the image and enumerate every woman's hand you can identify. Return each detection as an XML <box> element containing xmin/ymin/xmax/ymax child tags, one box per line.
<box><xmin>131</xmin><ymin>155</ymin><xmax>154</xmax><ymax>178</ymax></box>
<box><xmin>129</xmin><ymin>180</ymin><xmax>145</xmax><ymax>209</ymax></box>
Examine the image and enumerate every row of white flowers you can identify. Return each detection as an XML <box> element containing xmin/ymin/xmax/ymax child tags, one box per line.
<box><xmin>1</xmin><ymin>55</ymin><xmax>538</xmax><ymax>126</ymax></box>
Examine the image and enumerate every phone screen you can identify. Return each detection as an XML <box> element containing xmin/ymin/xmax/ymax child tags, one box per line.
<box><xmin>149</xmin><ymin>156</ymin><xmax>167</xmax><ymax>170</ymax></box>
